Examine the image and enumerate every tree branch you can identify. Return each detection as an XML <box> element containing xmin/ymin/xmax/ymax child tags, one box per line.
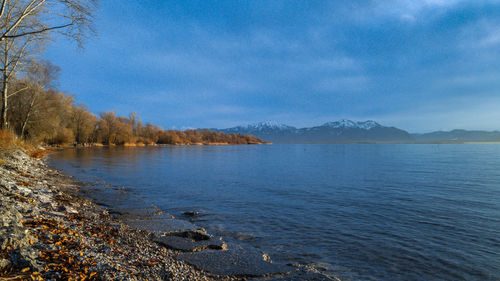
<box><xmin>0</xmin><ymin>0</ymin><xmax>6</xmax><ymax>20</ymax></box>
<box><xmin>4</xmin><ymin>22</ymin><xmax>74</xmax><ymax>39</ymax></box>
<box><xmin>1</xmin><ymin>0</ymin><xmax>46</xmax><ymax>40</ymax></box>
<box><xmin>6</xmin><ymin>40</ymin><xmax>29</xmax><ymax>77</ymax></box>
<box><xmin>7</xmin><ymin>86</ymin><xmax>29</xmax><ymax>98</ymax></box>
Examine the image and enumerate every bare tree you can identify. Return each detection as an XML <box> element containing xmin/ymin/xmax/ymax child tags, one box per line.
<box><xmin>0</xmin><ymin>0</ymin><xmax>97</xmax><ymax>129</ymax></box>
<box><xmin>0</xmin><ymin>0</ymin><xmax>98</xmax><ymax>44</ymax></box>
<box><xmin>18</xmin><ymin>60</ymin><xmax>58</xmax><ymax>136</ymax></box>
<box><xmin>0</xmin><ymin>33</ymin><xmax>38</xmax><ymax>130</ymax></box>
<box><xmin>71</xmin><ymin>102</ymin><xmax>96</xmax><ymax>144</ymax></box>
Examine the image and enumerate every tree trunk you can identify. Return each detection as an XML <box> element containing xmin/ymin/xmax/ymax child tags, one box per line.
<box><xmin>1</xmin><ymin>74</ymin><xmax>7</xmax><ymax>130</ymax></box>
<box><xmin>21</xmin><ymin>93</ymin><xmax>37</xmax><ymax>137</ymax></box>
<box><xmin>20</xmin><ymin>112</ymin><xmax>28</xmax><ymax>136</ymax></box>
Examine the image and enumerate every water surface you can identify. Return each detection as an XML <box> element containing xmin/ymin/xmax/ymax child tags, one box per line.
<box><xmin>49</xmin><ymin>144</ymin><xmax>500</xmax><ymax>280</ymax></box>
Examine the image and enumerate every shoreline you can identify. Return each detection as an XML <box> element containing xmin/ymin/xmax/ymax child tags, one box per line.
<box><xmin>0</xmin><ymin>149</ymin><xmax>236</xmax><ymax>280</ymax></box>
<box><xmin>0</xmin><ymin>149</ymin><xmax>330</xmax><ymax>280</ymax></box>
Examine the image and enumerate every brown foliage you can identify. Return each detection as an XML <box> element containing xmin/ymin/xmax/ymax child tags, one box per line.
<box><xmin>0</xmin><ymin>129</ymin><xmax>36</xmax><ymax>154</ymax></box>
<box><xmin>156</xmin><ymin>129</ymin><xmax>264</xmax><ymax>145</ymax></box>
<box><xmin>0</xmin><ymin>129</ymin><xmax>18</xmax><ymax>150</ymax></box>
<box><xmin>10</xmin><ymin>216</ymin><xmax>102</xmax><ymax>281</ymax></box>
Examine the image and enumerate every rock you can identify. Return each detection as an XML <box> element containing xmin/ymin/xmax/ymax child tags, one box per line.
<box><xmin>37</xmin><ymin>193</ymin><xmax>53</xmax><ymax>204</ymax></box>
<box><xmin>65</xmin><ymin>206</ymin><xmax>79</xmax><ymax>214</ymax></box>
<box><xmin>184</xmin><ymin>211</ymin><xmax>200</xmax><ymax>216</ymax></box>
<box><xmin>16</xmin><ymin>186</ymin><xmax>33</xmax><ymax>196</ymax></box>
<box><xmin>0</xmin><ymin>258</ymin><xmax>11</xmax><ymax>269</ymax></box>
<box><xmin>154</xmin><ymin>235</ymin><xmax>227</xmax><ymax>252</ymax></box>
<box><xmin>179</xmin><ymin>249</ymin><xmax>295</xmax><ymax>277</ymax></box>
<box><xmin>171</xmin><ymin>229</ymin><xmax>211</xmax><ymax>241</ymax></box>
<box><xmin>262</xmin><ymin>253</ymin><xmax>272</xmax><ymax>262</ymax></box>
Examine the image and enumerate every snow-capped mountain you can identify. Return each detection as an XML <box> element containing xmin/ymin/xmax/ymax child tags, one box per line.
<box><xmin>236</xmin><ymin>121</ymin><xmax>296</xmax><ymax>132</ymax></box>
<box><xmin>322</xmin><ymin>119</ymin><xmax>381</xmax><ymax>130</ymax></box>
<box><xmin>215</xmin><ymin>120</ymin><xmax>500</xmax><ymax>143</ymax></box>
<box><xmin>218</xmin><ymin>119</ymin><xmax>412</xmax><ymax>143</ymax></box>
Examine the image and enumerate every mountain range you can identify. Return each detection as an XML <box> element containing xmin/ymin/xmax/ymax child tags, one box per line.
<box><xmin>215</xmin><ymin>120</ymin><xmax>500</xmax><ymax>144</ymax></box>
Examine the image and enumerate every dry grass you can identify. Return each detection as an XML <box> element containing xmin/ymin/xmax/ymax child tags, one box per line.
<box><xmin>0</xmin><ymin>130</ymin><xmax>53</xmax><ymax>159</ymax></box>
<box><xmin>27</xmin><ymin>147</ymin><xmax>56</xmax><ymax>159</ymax></box>
<box><xmin>0</xmin><ymin>129</ymin><xmax>19</xmax><ymax>151</ymax></box>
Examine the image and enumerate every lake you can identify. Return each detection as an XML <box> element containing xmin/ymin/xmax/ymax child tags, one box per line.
<box><xmin>49</xmin><ymin>144</ymin><xmax>500</xmax><ymax>280</ymax></box>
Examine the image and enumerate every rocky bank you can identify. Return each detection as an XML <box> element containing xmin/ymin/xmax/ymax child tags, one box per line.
<box><xmin>0</xmin><ymin>149</ymin><xmax>334</xmax><ymax>281</ymax></box>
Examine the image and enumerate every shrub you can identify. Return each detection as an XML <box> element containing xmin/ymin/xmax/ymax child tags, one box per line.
<box><xmin>0</xmin><ymin>129</ymin><xmax>20</xmax><ymax>151</ymax></box>
<box><xmin>0</xmin><ymin>129</ymin><xmax>46</xmax><ymax>158</ymax></box>
<box><xmin>46</xmin><ymin>128</ymin><xmax>75</xmax><ymax>146</ymax></box>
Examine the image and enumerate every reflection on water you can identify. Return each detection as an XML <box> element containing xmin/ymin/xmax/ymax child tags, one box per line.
<box><xmin>49</xmin><ymin>144</ymin><xmax>500</xmax><ymax>280</ymax></box>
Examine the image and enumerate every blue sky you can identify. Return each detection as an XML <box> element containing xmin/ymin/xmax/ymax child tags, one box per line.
<box><xmin>44</xmin><ymin>0</ymin><xmax>500</xmax><ymax>132</ymax></box>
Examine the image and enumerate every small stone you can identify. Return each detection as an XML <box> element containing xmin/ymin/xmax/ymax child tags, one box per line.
<box><xmin>66</xmin><ymin>206</ymin><xmax>79</xmax><ymax>214</ymax></box>
<box><xmin>263</xmin><ymin>253</ymin><xmax>272</xmax><ymax>262</ymax></box>
<box><xmin>0</xmin><ymin>258</ymin><xmax>11</xmax><ymax>269</ymax></box>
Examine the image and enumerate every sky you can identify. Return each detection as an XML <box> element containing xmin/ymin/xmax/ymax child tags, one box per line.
<box><xmin>44</xmin><ymin>0</ymin><xmax>500</xmax><ymax>133</ymax></box>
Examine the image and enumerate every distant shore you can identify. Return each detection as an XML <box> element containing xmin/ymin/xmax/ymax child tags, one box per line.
<box><xmin>59</xmin><ymin>140</ymin><xmax>271</xmax><ymax>148</ymax></box>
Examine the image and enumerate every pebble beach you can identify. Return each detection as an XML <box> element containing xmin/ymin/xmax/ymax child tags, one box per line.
<box><xmin>0</xmin><ymin>149</ymin><xmax>244</xmax><ymax>280</ymax></box>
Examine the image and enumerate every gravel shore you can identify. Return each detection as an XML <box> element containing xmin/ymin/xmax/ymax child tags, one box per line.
<box><xmin>0</xmin><ymin>149</ymin><xmax>244</xmax><ymax>281</ymax></box>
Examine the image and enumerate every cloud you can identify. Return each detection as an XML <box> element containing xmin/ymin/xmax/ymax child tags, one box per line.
<box><xmin>466</xmin><ymin>20</ymin><xmax>500</xmax><ymax>48</ymax></box>
<box><xmin>347</xmin><ymin>0</ymin><xmax>465</xmax><ymax>23</ymax></box>
<box><xmin>377</xmin><ymin>0</ymin><xmax>463</xmax><ymax>15</ymax></box>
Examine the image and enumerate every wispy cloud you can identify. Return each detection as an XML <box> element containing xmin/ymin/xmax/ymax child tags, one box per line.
<box><xmin>459</xmin><ymin>18</ymin><xmax>500</xmax><ymax>49</ymax></box>
<box><xmin>374</xmin><ymin>0</ymin><xmax>464</xmax><ymax>17</ymax></box>
<box><xmin>345</xmin><ymin>0</ymin><xmax>466</xmax><ymax>24</ymax></box>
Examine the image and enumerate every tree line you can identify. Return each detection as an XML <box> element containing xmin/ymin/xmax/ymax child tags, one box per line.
<box><xmin>4</xmin><ymin>60</ymin><xmax>264</xmax><ymax>146</ymax></box>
